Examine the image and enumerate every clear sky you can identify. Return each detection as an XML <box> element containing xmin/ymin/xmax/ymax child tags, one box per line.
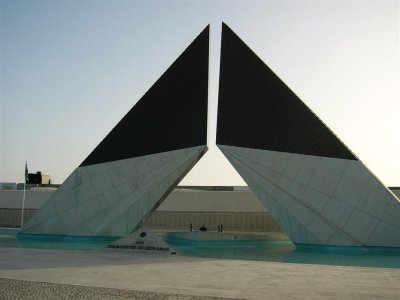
<box><xmin>1</xmin><ymin>1</ymin><xmax>399</xmax><ymax>186</ymax></box>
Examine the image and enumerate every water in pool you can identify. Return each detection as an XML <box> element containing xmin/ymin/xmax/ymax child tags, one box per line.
<box><xmin>1</xmin><ymin>228</ymin><xmax>399</xmax><ymax>268</ymax></box>
<box><xmin>163</xmin><ymin>237</ymin><xmax>400</xmax><ymax>268</ymax></box>
<box><xmin>0</xmin><ymin>228</ymin><xmax>118</xmax><ymax>251</ymax></box>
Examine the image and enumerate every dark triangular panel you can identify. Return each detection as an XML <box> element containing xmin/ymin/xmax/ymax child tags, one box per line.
<box><xmin>81</xmin><ymin>26</ymin><xmax>209</xmax><ymax>167</ymax></box>
<box><xmin>217</xmin><ymin>23</ymin><xmax>357</xmax><ymax>160</ymax></box>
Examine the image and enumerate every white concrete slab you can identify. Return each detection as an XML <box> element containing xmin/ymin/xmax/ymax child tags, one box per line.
<box><xmin>218</xmin><ymin>145</ymin><xmax>400</xmax><ymax>247</ymax></box>
<box><xmin>22</xmin><ymin>146</ymin><xmax>207</xmax><ymax>237</ymax></box>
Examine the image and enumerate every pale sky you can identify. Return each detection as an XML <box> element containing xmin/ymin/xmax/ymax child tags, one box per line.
<box><xmin>1</xmin><ymin>1</ymin><xmax>399</xmax><ymax>186</ymax></box>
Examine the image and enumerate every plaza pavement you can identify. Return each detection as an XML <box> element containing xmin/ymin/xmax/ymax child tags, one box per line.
<box><xmin>0</xmin><ymin>247</ymin><xmax>399</xmax><ymax>299</ymax></box>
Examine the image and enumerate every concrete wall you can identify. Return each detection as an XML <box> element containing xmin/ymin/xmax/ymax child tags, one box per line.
<box><xmin>3</xmin><ymin>188</ymin><xmax>395</xmax><ymax>233</ymax></box>
<box><xmin>157</xmin><ymin>190</ymin><xmax>267</xmax><ymax>212</ymax></box>
<box><xmin>144</xmin><ymin>211</ymin><xmax>281</xmax><ymax>232</ymax></box>
<box><xmin>0</xmin><ymin>191</ymin><xmax>52</xmax><ymax>209</ymax></box>
<box><xmin>0</xmin><ymin>209</ymin><xmax>282</xmax><ymax>233</ymax></box>
<box><xmin>0</xmin><ymin>190</ymin><xmax>279</xmax><ymax>232</ymax></box>
<box><xmin>0</xmin><ymin>190</ymin><xmax>268</xmax><ymax>212</ymax></box>
<box><xmin>0</xmin><ymin>209</ymin><xmax>36</xmax><ymax>228</ymax></box>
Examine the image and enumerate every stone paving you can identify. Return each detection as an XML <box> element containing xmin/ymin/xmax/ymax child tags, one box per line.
<box><xmin>0</xmin><ymin>278</ymin><xmax>239</xmax><ymax>300</ymax></box>
<box><xmin>0</xmin><ymin>247</ymin><xmax>399</xmax><ymax>299</ymax></box>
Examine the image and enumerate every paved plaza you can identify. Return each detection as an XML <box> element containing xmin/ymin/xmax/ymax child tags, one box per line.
<box><xmin>0</xmin><ymin>278</ymin><xmax>234</xmax><ymax>300</ymax></box>
<box><xmin>0</xmin><ymin>247</ymin><xmax>399</xmax><ymax>299</ymax></box>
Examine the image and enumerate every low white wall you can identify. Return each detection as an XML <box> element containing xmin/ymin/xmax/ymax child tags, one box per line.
<box><xmin>157</xmin><ymin>190</ymin><xmax>267</xmax><ymax>212</ymax></box>
<box><xmin>0</xmin><ymin>191</ymin><xmax>52</xmax><ymax>209</ymax></box>
<box><xmin>144</xmin><ymin>211</ymin><xmax>281</xmax><ymax>232</ymax></box>
<box><xmin>2</xmin><ymin>189</ymin><xmax>398</xmax><ymax>212</ymax></box>
<box><xmin>0</xmin><ymin>190</ymin><xmax>267</xmax><ymax>213</ymax></box>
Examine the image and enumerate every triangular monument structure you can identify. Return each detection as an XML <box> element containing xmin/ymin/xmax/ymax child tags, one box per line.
<box><xmin>22</xmin><ymin>26</ymin><xmax>210</xmax><ymax>237</ymax></box>
<box><xmin>217</xmin><ymin>23</ymin><xmax>400</xmax><ymax>247</ymax></box>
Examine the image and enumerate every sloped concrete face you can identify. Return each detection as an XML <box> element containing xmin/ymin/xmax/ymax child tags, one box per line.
<box><xmin>219</xmin><ymin>145</ymin><xmax>400</xmax><ymax>247</ymax></box>
<box><xmin>22</xmin><ymin>146</ymin><xmax>207</xmax><ymax>237</ymax></box>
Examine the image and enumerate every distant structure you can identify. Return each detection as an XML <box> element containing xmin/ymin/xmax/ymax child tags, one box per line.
<box><xmin>25</xmin><ymin>163</ymin><xmax>52</xmax><ymax>185</ymax></box>
<box><xmin>0</xmin><ymin>183</ymin><xmax>17</xmax><ymax>190</ymax></box>
<box><xmin>216</xmin><ymin>23</ymin><xmax>400</xmax><ymax>247</ymax></box>
<box><xmin>26</xmin><ymin>172</ymin><xmax>52</xmax><ymax>185</ymax></box>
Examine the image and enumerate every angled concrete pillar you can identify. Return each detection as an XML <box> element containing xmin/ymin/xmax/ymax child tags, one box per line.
<box><xmin>22</xmin><ymin>26</ymin><xmax>210</xmax><ymax>237</ymax></box>
<box><xmin>217</xmin><ymin>23</ymin><xmax>400</xmax><ymax>247</ymax></box>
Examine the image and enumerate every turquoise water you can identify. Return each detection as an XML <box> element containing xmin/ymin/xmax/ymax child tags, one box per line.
<box><xmin>0</xmin><ymin>228</ymin><xmax>117</xmax><ymax>251</ymax></box>
<box><xmin>163</xmin><ymin>237</ymin><xmax>400</xmax><ymax>268</ymax></box>
<box><xmin>1</xmin><ymin>228</ymin><xmax>399</xmax><ymax>268</ymax></box>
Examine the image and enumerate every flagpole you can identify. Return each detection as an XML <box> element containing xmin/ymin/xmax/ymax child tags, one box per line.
<box><xmin>21</xmin><ymin>161</ymin><xmax>27</xmax><ymax>229</ymax></box>
<box><xmin>21</xmin><ymin>182</ymin><xmax>26</xmax><ymax>228</ymax></box>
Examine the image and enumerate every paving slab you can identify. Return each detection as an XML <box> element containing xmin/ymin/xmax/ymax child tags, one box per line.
<box><xmin>0</xmin><ymin>278</ymin><xmax>237</xmax><ymax>300</ymax></box>
<box><xmin>0</xmin><ymin>247</ymin><xmax>399</xmax><ymax>299</ymax></box>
